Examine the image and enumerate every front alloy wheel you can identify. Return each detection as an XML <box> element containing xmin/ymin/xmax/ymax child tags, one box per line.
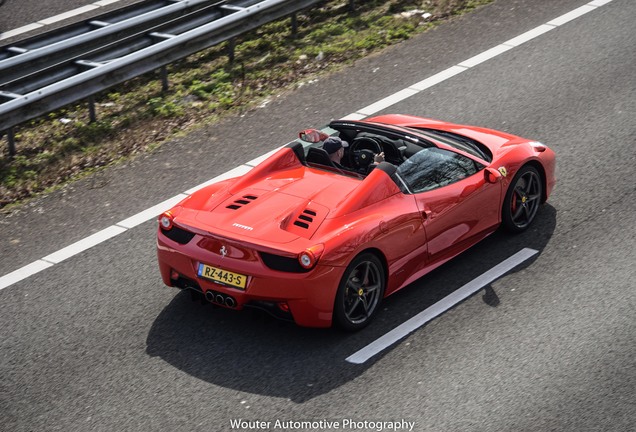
<box><xmin>502</xmin><ymin>165</ymin><xmax>543</xmax><ymax>232</ymax></box>
<box><xmin>334</xmin><ymin>253</ymin><xmax>385</xmax><ymax>331</ymax></box>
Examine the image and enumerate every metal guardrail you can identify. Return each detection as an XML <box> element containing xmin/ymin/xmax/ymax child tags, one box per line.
<box><xmin>0</xmin><ymin>0</ymin><xmax>352</xmax><ymax>154</ymax></box>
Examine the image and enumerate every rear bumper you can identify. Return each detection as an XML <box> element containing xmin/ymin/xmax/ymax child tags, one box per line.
<box><xmin>156</xmin><ymin>233</ymin><xmax>342</xmax><ymax>328</ymax></box>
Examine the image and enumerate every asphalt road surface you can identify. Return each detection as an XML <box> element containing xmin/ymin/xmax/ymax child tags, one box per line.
<box><xmin>1</xmin><ymin>0</ymin><xmax>635</xmax><ymax>431</ymax></box>
<box><xmin>0</xmin><ymin>0</ymin><xmax>143</xmax><ymax>39</ymax></box>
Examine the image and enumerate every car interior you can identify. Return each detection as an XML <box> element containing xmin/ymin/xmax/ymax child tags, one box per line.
<box><xmin>301</xmin><ymin>123</ymin><xmax>425</xmax><ymax>177</ymax></box>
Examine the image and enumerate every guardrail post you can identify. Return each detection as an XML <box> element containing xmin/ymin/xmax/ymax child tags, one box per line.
<box><xmin>291</xmin><ymin>13</ymin><xmax>298</xmax><ymax>37</ymax></box>
<box><xmin>160</xmin><ymin>66</ymin><xmax>169</xmax><ymax>91</ymax></box>
<box><xmin>6</xmin><ymin>128</ymin><xmax>16</xmax><ymax>157</ymax></box>
<box><xmin>227</xmin><ymin>38</ymin><xmax>236</xmax><ymax>63</ymax></box>
<box><xmin>88</xmin><ymin>96</ymin><xmax>97</xmax><ymax>123</ymax></box>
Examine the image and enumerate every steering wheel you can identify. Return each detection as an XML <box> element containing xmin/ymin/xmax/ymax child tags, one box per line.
<box><xmin>351</xmin><ymin>136</ymin><xmax>383</xmax><ymax>169</ymax></box>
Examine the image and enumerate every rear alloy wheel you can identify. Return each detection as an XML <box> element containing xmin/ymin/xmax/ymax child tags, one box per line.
<box><xmin>502</xmin><ymin>165</ymin><xmax>543</xmax><ymax>232</ymax></box>
<box><xmin>334</xmin><ymin>253</ymin><xmax>385</xmax><ymax>331</ymax></box>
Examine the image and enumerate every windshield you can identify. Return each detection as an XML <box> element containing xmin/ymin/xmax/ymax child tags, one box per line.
<box><xmin>395</xmin><ymin>147</ymin><xmax>479</xmax><ymax>193</ymax></box>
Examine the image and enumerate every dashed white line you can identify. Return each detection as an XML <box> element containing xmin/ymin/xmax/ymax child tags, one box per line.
<box><xmin>0</xmin><ymin>0</ymin><xmax>614</xmax><ymax>291</ymax></box>
<box><xmin>345</xmin><ymin>248</ymin><xmax>539</xmax><ymax>364</ymax></box>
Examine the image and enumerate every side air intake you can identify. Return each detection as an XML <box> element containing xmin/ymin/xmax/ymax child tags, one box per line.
<box><xmin>293</xmin><ymin>209</ymin><xmax>317</xmax><ymax>229</ymax></box>
<box><xmin>226</xmin><ymin>194</ymin><xmax>258</xmax><ymax>210</ymax></box>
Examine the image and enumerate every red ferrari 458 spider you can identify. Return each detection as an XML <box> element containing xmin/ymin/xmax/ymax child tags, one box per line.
<box><xmin>156</xmin><ymin>114</ymin><xmax>556</xmax><ymax>330</ymax></box>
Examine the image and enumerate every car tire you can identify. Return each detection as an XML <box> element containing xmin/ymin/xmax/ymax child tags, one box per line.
<box><xmin>502</xmin><ymin>164</ymin><xmax>543</xmax><ymax>232</ymax></box>
<box><xmin>333</xmin><ymin>253</ymin><xmax>385</xmax><ymax>331</ymax></box>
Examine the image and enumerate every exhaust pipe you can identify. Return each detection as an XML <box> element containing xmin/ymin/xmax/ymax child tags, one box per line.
<box><xmin>225</xmin><ymin>297</ymin><xmax>236</xmax><ymax>308</ymax></box>
<box><xmin>203</xmin><ymin>290</ymin><xmax>237</xmax><ymax>308</ymax></box>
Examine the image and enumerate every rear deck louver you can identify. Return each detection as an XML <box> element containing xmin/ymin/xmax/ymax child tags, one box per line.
<box><xmin>226</xmin><ymin>195</ymin><xmax>258</xmax><ymax>210</ymax></box>
<box><xmin>293</xmin><ymin>209</ymin><xmax>317</xmax><ymax>229</ymax></box>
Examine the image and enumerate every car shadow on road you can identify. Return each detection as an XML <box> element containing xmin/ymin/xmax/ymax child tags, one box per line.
<box><xmin>146</xmin><ymin>204</ymin><xmax>556</xmax><ymax>403</ymax></box>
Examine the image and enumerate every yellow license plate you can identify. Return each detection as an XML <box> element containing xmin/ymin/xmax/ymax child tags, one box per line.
<box><xmin>197</xmin><ymin>263</ymin><xmax>247</xmax><ymax>290</ymax></box>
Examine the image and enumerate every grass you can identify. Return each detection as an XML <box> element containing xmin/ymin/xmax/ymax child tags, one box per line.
<box><xmin>0</xmin><ymin>0</ymin><xmax>492</xmax><ymax>210</ymax></box>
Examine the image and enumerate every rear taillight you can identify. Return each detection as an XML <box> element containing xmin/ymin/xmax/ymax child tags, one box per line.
<box><xmin>297</xmin><ymin>244</ymin><xmax>324</xmax><ymax>270</ymax></box>
<box><xmin>159</xmin><ymin>211</ymin><xmax>174</xmax><ymax>230</ymax></box>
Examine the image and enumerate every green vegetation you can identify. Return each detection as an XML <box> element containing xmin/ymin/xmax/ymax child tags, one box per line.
<box><xmin>0</xmin><ymin>0</ymin><xmax>492</xmax><ymax>210</ymax></box>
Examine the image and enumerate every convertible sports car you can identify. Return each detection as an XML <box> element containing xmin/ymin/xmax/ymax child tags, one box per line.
<box><xmin>156</xmin><ymin>114</ymin><xmax>555</xmax><ymax>330</ymax></box>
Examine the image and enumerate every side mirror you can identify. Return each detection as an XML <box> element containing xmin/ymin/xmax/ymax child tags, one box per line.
<box><xmin>485</xmin><ymin>167</ymin><xmax>503</xmax><ymax>184</ymax></box>
<box><xmin>299</xmin><ymin>129</ymin><xmax>329</xmax><ymax>143</ymax></box>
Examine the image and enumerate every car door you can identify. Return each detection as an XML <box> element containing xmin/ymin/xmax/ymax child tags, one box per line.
<box><xmin>395</xmin><ymin>147</ymin><xmax>501</xmax><ymax>265</ymax></box>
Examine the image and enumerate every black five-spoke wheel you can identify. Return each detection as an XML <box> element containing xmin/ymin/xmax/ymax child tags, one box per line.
<box><xmin>502</xmin><ymin>165</ymin><xmax>543</xmax><ymax>232</ymax></box>
<box><xmin>334</xmin><ymin>253</ymin><xmax>385</xmax><ymax>331</ymax></box>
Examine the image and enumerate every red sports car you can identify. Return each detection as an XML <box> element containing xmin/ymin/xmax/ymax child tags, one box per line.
<box><xmin>156</xmin><ymin>114</ymin><xmax>556</xmax><ymax>330</ymax></box>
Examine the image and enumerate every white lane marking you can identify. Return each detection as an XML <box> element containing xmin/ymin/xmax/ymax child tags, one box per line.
<box><xmin>345</xmin><ymin>248</ymin><xmax>539</xmax><ymax>364</ymax></box>
<box><xmin>409</xmin><ymin>65</ymin><xmax>467</xmax><ymax>91</ymax></box>
<box><xmin>0</xmin><ymin>260</ymin><xmax>54</xmax><ymax>291</ymax></box>
<box><xmin>0</xmin><ymin>24</ymin><xmax>44</xmax><ymax>40</ymax></box>
<box><xmin>41</xmin><ymin>225</ymin><xmax>127</xmax><ymax>264</ymax></box>
<box><xmin>0</xmin><ymin>0</ymin><xmax>613</xmax><ymax>291</ymax></box>
<box><xmin>245</xmin><ymin>146</ymin><xmax>284</xmax><ymax>167</ymax></box>
<box><xmin>503</xmin><ymin>24</ymin><xmax>555</xmax><ymax>47</ymax></box>
<box><xmin>358</xmin><ymin>88</ymin><xmax>420</xmax><ymax>117</ymax></box>
<box><xmin>116</xmin><ymin>193</ymin><xmax>189</xmax><ymax>229</ymax></box>
<box><xmin>183</xmin><ymin>164</ymin><xmax>253</xmax><ymax>195</ymax></box>
<box><xmin>457</xmin><ymin>44</ymin><xmax>514</xmax><ymax>68</ymax></box>
<box><xmin>548</xmin><ymin>5</ymin><xmax>597</xmax><ymax>26</ymax></box>
<box><xmin>38</xmin><ymin>5</ymin><xmax>101</xmax><ymax>25</ymax></box>
<box><xmin>95</xmin><ymin>0</ymin><xmax>122</xmax><ymax>6</ymax></box>
<box><xmin>341</xmin><ymin>0</ymin><xmax>612</xmax><ymax>120</ymax></box>
<box><xmin>0</xmin><ymin>0</ymin><xmax>125</xmax><ymax>41</ymax></box>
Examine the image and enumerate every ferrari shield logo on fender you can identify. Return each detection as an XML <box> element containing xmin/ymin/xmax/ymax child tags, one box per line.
<box><xmin>220</xmin><ymin>246</ymin><xmax>227</xmax><ymax>258</ymax></box>
<box><xmin>498</xmin><ymin>167</ymin><xmax>508</xmax><ymax>177</ymax></box>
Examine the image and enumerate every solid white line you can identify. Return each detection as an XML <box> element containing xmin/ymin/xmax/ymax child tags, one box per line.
<box><xmin>345</xmin><ymin>248</ymin><xmax>539</xmax><ymax>364</ymax></box>
<box><xmin>503</xmin><ymin>24</ymin><xmax>556</xmax><ymax>47</ymax></box>
<box><xmin>41</xmin><ymin>225</ymin><xmax>127</xmax><ymax>264</ymax></box>
<box><xmin>340</xmin><ymin>112</ymin><xmax>367</xmax><ymax>121</ymax></box>
<box><xmin>0</xmin><ymin>260</ymin><xmax>54</xmax><ymax>291</ymax></box>
<box><xmin>0</xmin><ymin>0</ymin><xmax>124</xmax><ymax>40</ymax></box>
<box><xmin>0</xmin><ymin>24</ymin><xmax>44</xmax><ymax>40</ymax></box>
<box><xmin>548</xmin><ymin>5</ymin><xmax>597</xmax><ymax>26</ymax></box>
<box><xmin>38</xmin><ymin>5</ymin><xmax>100</xmax><ymax>25</ymax></box>
<box><xmin>94</xmin><ymin>0</ymin><xmax>122</xmax><ymax>6</ymax></box>
<box><xmin>458</xmin><ymin>44</ymin><xmax>514</xmax><ymax>68</ymax></box>
<box><xmin>183</xmin><ymin>164</ymin><xmax>253</xmax><ymax>195</ymax></box>
<box><xmin>0</xmin><ymin>0</ymin><xmax>613</xmax><ymax>291</ymax></box>
<box><xmin>588</xmin><ymin>0</ymin><xmax>613</xmax><ymax>6</ymax></box>
<box><xmin>116</xmin><ymin>193</ymin><xmax>189</xmax><ymax>229</ymax></box>
<box><xmin>245</xmin><ymin>146</ymin><xmax>284</xmax><ymax>167</ymax></box>
<box><xmin>358</xmin><ymin>88</ymin><xmax>420</xmax><ymax>116</ymax></box>
<box><xmin>409</xmin><ymin>65</ymin><xmax>467</xmax><ymax>91</ymax></box>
